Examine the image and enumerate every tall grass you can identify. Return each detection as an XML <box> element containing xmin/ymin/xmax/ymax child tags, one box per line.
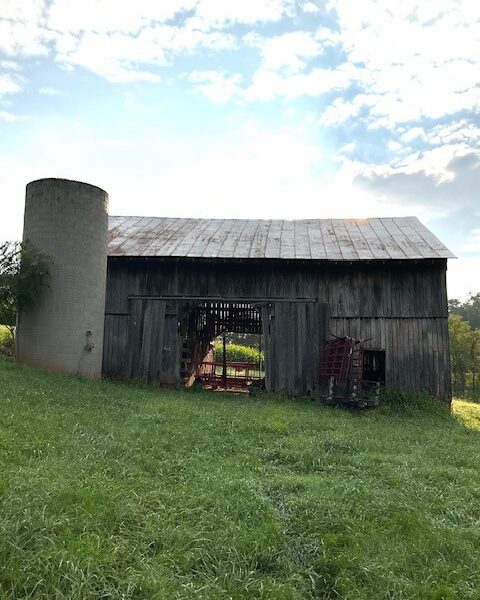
<box><xmin>1</xmin><ymin>357</ymin><xmax>480</xmax><ymax>599</ymax></box>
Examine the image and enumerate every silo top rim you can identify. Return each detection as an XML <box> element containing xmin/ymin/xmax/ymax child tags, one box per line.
<box><xmin>26</xmin><ymin>178</ymin><xmax>107</xmax><ymax>196</ymax></box>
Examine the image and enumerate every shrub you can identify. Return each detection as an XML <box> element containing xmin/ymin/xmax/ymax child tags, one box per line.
<box><xmin>0</xmin><ymin>326</ymin><xmax>14</xmax><ymax>357</ymax></box>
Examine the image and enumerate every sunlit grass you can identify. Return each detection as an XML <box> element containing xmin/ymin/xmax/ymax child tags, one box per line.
<box><xmin>453</xmin><ymin>398</ymin><xmax>480</xmax><ymax>431</ymax></box>
<box><xmin>1</xmin><ymin>357</ymin><xmax>480</xmax><ymax>599</ymax></box>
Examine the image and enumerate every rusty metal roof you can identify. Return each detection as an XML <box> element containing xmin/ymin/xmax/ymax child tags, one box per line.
<box><xmin>107</xmin><ymin>216</ymin><xmax>455</xmax><ymax>260</ymax></box>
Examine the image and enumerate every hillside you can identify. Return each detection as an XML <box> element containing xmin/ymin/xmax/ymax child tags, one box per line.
<box><xmin>1</xmin><ymin>358</ymin><xmax>480</xmax><ymax>599</ymax></box>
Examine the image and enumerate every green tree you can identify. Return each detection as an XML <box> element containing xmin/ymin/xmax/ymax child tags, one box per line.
<box><xmin>0</xmin><ymin>241</ymin><xmax>51</xmax><ymax>342</ymax></box>
<box><xmin>449</xmin><ymin>314</ymin><xmax>472</xmax><ymax>396</ymax></box>
<box><xmin>468</xmin><ymin>328</ymin><xmax>480</xmax><ymax>397</ymax></box>
<box><xmin>449</xmin><ymin>292</ymin><xmax>480</xmax><ymax>329</ymax></box>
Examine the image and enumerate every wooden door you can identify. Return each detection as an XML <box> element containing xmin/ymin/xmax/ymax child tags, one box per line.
<box><xmin>125</xmin><ymin>299</ymin><xmax>180</xmax><ymax>384</ymax></box>
<box><xmin>262</xmin><ymin>301</ymin><xmax>327</xmax><ymax>396</ymax></box>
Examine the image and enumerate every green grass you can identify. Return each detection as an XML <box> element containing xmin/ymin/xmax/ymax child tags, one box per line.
<box><xmin>1</xmin><ymin>358</ymin><xmax>480</xmax><ymax>599</ymax></box>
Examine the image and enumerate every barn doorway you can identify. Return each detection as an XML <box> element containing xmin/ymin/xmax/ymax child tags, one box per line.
<box><xmin>122</xmin><ymin>295</ymin><xmax>327</xmax><ymax>396</ymax></box>
<box><xmin>179</xmin><ymin>300</ymin><xmax>264</xmax><ymax>392</ymax></box>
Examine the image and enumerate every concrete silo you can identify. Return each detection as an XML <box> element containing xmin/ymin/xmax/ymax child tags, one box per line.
<box><xmin>16</xmin><ymin>178</ymin><xmax>109</xmax><ymax>378</ymax></box>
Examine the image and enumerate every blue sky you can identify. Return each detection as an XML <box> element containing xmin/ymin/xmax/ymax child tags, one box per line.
<box><xmin>1</xmin><ymin>0</ymin><xmax>479</xmax><ymax>299</ymax></box>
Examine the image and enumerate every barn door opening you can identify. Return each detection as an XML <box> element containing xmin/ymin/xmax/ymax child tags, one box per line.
<box><xmin>262</xmin><ymin>301</ymin><xmax>328</xmax><ymax>396</ymax></box>
<box><xmin>122</xmin><ymin>296</ymin><xmax>327</xmax><ymax>396</ymax></box>
<box><xmin>179</xmin><ymin>300</ymin><xmax>264</xmax><ymax>392</ymax></box>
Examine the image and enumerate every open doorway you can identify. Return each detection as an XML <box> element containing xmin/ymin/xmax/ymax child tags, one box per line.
<box><xmin>179</xmin><ymin>301</ymin><xmax>264</xmax><ymax>392</ymax></box>
<box><xmin>363</xmin><ymin>349</ymin><xmax>386</xmax><ymax>385</ymax></box>
<box><xmin>201</xmin><ymin>331</ymin><xmax>264</xmax><ymax>391</ymax></box>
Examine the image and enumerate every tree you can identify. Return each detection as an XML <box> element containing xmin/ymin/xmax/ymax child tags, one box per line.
<box><xmin>449</xmin><ymin>292</ymin><xmax>480</xmax><ymax>330</ymax></box>
<box><xmin>0</xmin><ymin>242</ymin><xmax>51</xmax><ymax>341</ymax></box>
<box><xmin>448</xmin><ymin>315</ymin><xmax>473</xmax><ymax>396</ymax></box>
<box><xmin>469</xmin><ymin>328</ymin><xmax>480</xmax><ymax>396</ymax></box>
<box><xmin>448</xmin><ymin>314</ymin><xmax>480</xmax><ymax>398</ymax></box>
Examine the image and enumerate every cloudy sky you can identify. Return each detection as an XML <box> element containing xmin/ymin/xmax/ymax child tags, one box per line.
<box><xmin>1</xmin><ymin>0</ymin><xmax>479</xmax><ymax>300</ymax></box>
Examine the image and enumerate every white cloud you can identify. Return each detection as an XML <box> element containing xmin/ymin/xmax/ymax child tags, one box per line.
<box><xmin>0</xmin><ymin>0</ymin><xmax>286</xmax><ymax>84</ymax></box>
<box><xmin>0</xmin><ymin>19</ymin><xmax>49</xmax><ymax>57</ymax></box>
<box><xmin>428</xmin><ymin>121</ymin><xmax>480</xmax><ymax>147</ymax></box>
<box><xmin>303</xmin><ymin>2</ymin><xmax>320</xmax><ymax>13</ymax></box>
<box><xmin>2</xmin><ymin>0</ymin><xmax>45</xmax><ymax>22</ymax></box>
<box><xmin>0</xmin><ymin>74</ymin><xmax>22</xmax><ymax>97</ymax></box>
<box><xmin>260</xmin><ymin>31</ymin><xmax>319</xmax><ymax>72</ymax></box>
<box><xmin>387</xmin><ymin>141</ymin><xmax>402</xmax><ymax>152</ymax></box>
<box><xmin>207</xmin><ymin>29</ymin><xmax>347</xmax><ymax>103</ymax></box>
<box><xmin>52</xmin><ymin>21</ymin><xmax>237</xmax><ymax>82</ymax></box>
<box><xmin>320</xmin><ymin>93</ymin><xmax>373</xmax><ymax>126</ymax></box>
<box><xmin>244</xmin><ymin>64</ymin><xmax>354</xmax><ymax>102</ymax></box>
<box><xmin>0</xmin><ymin>60</ymin><xmax>21</xmax><ymax>71</ymax></box>
<box><xmin>47</xmin><ymin>0</ymin><xmax>198</xmax><ymax>35</ymax></box>
<box><xmin>321</xmin><ymin>0</ymin><xmax>480</xmax><ymax>125</ymax></box>
<box><xmin>338</xmin><ymin>141</ymin><xmax>356</xmax><ymax>154</ymax></box>
<box><xmin>400</xmin><ymin>127</ymin><xmax>425</xmax><ymax>143</ymax></box>
<box><xmin>191</xmin><ymin>62</ymin><xmax>355</xmax><ymax>104</ymax></box>
<box><xmin>189</xmin><ymin>71</ymin><xmax>242</xmax><ymax>103</ymax></box>
<box><xmin>55</xmin><ymin>31</ymin><xmax>167</xmax><ymax>82</ymax></box>
<box><xmin>0</xmin><ymin>110</ymin><xmax>17</xmax><ymax>121</ymax></box>
<box><xmin>47</xmin><ymin>0</ymin><xmax>293</xmax><ymax>35</ymax></box>
<box><xmin>189</xmin><ymin>0</ymin><xmax>294</xmax><ymax>30</ymax></box>
<box><xmin>38</xmin><ymin>86</ymin><xmax>62</xmax><ymax>95</ymax></box>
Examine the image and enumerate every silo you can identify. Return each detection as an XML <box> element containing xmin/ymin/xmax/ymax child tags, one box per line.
<box><xmin>16</xmin><ymin>178</ymin><xmax>108</xmax><ymax>378</ymax></box>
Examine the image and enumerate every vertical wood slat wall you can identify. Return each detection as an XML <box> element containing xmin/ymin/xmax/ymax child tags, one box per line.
<box><xmin>102</xmin><ymin>257</ymin><xmax>451</xmax><ymax>400</ymax></box>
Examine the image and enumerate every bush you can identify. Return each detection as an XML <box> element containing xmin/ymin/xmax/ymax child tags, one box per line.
<box><xmin>0</xmin><ymin>326</ymin><xmax>14</xmax><ymax>357</ymax></box>
<box><xmin>214</xmin><ymin>343</ymin><xmax>263</xmax><ymax>364</ymax></box>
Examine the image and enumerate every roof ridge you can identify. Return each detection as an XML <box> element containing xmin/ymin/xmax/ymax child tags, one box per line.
<box><xmin>108</xmin><ymin>215</ymin><xmax>421</xmax><ymax>222</ymax></box>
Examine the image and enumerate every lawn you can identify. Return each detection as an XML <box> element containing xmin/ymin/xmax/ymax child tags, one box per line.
<box><xmin>1</xmin><ymin>358</ymin><xmax>480</xmax><ymax>599</ymax></box>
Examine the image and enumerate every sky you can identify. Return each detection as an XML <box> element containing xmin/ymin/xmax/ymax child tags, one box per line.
<box><xmin>1</xmin><ymin>0</ymin><xmax>479</xmax><ymax>300</ymax></box>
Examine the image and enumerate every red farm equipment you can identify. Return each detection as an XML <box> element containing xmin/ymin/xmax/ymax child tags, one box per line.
<box><xmin>318</xmin><ymin>335</ymin><xmax>381</xmax><ymax>408</ymax></box>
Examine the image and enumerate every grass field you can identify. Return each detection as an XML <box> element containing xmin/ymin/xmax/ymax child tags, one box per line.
<box><xmin>1</xmin><ymin>358</ymin><xmax>480</xmax><ymax>599</ymax></box>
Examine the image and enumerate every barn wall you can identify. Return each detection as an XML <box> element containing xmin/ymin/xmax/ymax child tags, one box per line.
<box><xmin>329</xmin><ymin>317</ymin><xmax>451</xmax><ymax>402</ymax></box>
<box><xmin>103</xmin><ymin>257</ymin><xmax>450</xmax><ymax>400</ymax></box>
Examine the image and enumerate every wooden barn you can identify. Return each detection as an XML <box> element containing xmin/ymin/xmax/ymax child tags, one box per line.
<box><xmin>102</xmin><ymin>216</ymin><xmax>454</xmax><ymax>402</ymax></box>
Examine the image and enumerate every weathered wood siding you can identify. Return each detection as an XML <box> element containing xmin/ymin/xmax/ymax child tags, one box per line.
<box><xmin>262</xmin><ymin>301</ymin><xmax>328</xmax><ymax>396</ymax></box>
<box><xmin>329</xmin><ymin>317</ymin><xmax>450</xmax><ymax>401</ymax></box>
<box><xmin>102</xmin><ymin>257</ymin><xmax>451</xmax><ymax>400</ymax></box>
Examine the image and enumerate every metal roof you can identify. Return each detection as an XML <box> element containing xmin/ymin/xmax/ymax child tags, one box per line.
<box><xmin>107</xmin><ymin>216</ymin><xmax>455</xmax><ymax>261</ymax></box>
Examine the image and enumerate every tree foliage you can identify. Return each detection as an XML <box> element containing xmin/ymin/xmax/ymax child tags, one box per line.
<box><xmin>449</xmin><ymin>293</ymin><xmax>480</xmax><ymax>330</ymax></box>
<box><xmin>214</xmin><ymin>343</ymin><xmax>264</xmax><ymax>364</ymax></box>
<box><xmin>449</xmin><ymin>313</ymin><xmax>480</xmax><ymax>398</ymax></box>
<box><xmin>0</xmin><ymin>242</ymin><xmax>51</xmax><ymax>336</ymax></box>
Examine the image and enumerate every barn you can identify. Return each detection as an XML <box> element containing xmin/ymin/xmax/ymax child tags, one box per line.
<box><xmin>17</xmin><ymin>178</ymin><xmax>455</xmax><ymax>403</ymax></box>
